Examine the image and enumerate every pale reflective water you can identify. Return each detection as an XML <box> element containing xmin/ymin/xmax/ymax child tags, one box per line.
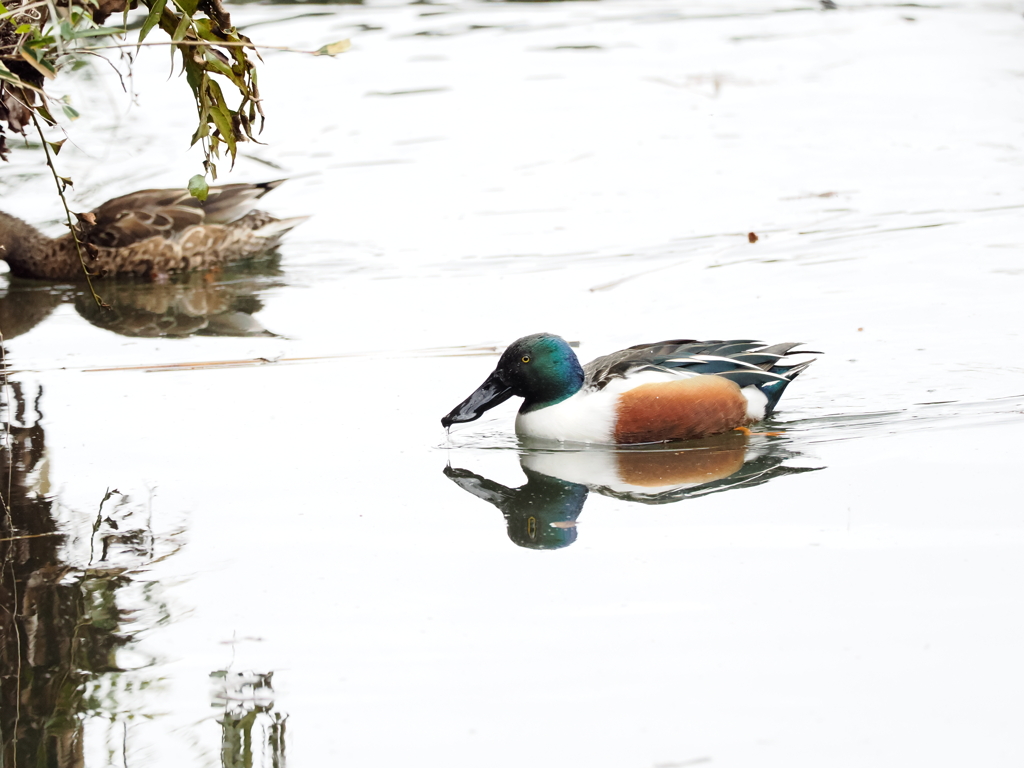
<box><xmin>2</xmin><ymin>1</ymin><xmax>1024</xmax><ymax>766</ymax></box>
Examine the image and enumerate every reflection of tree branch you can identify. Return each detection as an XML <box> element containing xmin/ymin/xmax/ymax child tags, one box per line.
<box><xmin>0</xmin><ymin>531</ymin><xmax>62</xmax><ymax>542</ymax></box>
<box><xmin>1</xmin><ymin>331</ymin><xmax>13</xmax><ymax>523</ymax></box>
<box><xmin>2</xmin><ymin>381</ymin><xmax>183</xmax><ymax>767</ymax></box>
<box><xmin>89</xmin><ymin>487</ymin><xmax>122</xmax><ymax>566</ymax></box>
<box><xmin>211</xmin><ymin>669</ymin><xmax>287</xmax><ymax>767</ymax></box>
<box><xmin>0</xmin><ymin>328</ymin><xmax>22</xmax><ymax>768</ymax></box>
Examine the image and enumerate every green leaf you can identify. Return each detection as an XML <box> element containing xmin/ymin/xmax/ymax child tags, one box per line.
<box><xmin>190</xmin><ymin>120</ymin><xmax>209</xmax><ymax>146</ymax></box>
<box><xmin>170</xmin><ymin>0</ymin><xmax>197</xmax><ymax>18</ymax></box>
<box><xmin>315</xmin><ymin>39</ymin><xmax>351</xmax><ymax>56</ymax></box>
<box><xmin>203</xmin><ymin>50</ymin><xmax>243</xmax><ymax>88</ymax></box>
<box><xmin>36</xmin><ymin>102</ymin><xmax>57</xmax><ymax>124</ymax></box>
<box><xmin>187</xmin><ymin>174</ymin><xmax>209</xmax><ymax>201</ymax></box>
<box><xmin>24</xmin><ymin>35</ymin><xmax>55</xmax><ymax>48</ymax></box>
<box><xmin>171</xmin><ymin>11</ymin><xmax>191</xmax><ymax>42</ymax></box>
<box><xmin>209</xmin><ymin>102</ymin><xmax>233</xmax><ymax>145</ymax></box>
<box><xmin>15</xmin><ymin>23</ymin><xmax>32</xmax><ymax>33</ymax></box>
<box><xmin>138</xmin><ymin>0</ymin><xmax>167</xmax><ymax>43</ymax></box>
<box><xmin>62</xmin><ymin>103</ymin><xmax>80</xmax><ymax>120</ymax></box>
<box><xmin>47</xmin><ymin>139</ymin><xmax>66</xmax><ymax>154</ymax></box>
<box><xmin>71</xmin><ymin>26</ymin><xmax>130</xmax><ymax>39</ymax></box>
<box><xmin>19</xmin><ymin>46</ymin><xmax>56</xmax><ymax>79</ymax></box>
<box><xmin>0</xmin><ymin>2</ymin><xmax>9</xmax><ymax>14</ymax></box>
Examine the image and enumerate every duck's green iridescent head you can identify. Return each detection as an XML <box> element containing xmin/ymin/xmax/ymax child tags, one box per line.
<box><xmin>441</xmin><ymin>333</ymin><xmax>585</xmax><ymax>427</ymax></box>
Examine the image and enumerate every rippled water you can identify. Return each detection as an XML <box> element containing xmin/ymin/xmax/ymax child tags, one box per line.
<box><xmin>3</xmin><ymin>1</ymin><xmax>1023</xmax><ymax>766</ymax></box>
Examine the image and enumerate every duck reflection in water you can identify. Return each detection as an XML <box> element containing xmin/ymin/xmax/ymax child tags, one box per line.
<box><xmin>445</xmin><ymin>432</ymin><xmax>819</xmax><ymax>550</ymax></box>
<box><xmin>73</xmin><ymin>256</ymin><xmax>285</xmax><ymax>338</ymax></box>
<box><xmin>0</xmin><ymin>255</ymin><xmax>285</xmax><ymax>340</ymax></box>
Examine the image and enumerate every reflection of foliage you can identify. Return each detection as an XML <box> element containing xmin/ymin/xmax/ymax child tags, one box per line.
<box><xmin>211</xmin><ymin>669</ymin><xmax>287</xmax><ymax>768</ymax></box>
<box><xmin>1</xmin><ymin>381</ymin><xmax>182</xmax><ymax>768</ymax></box>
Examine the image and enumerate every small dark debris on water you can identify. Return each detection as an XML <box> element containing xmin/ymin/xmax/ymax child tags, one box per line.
<box><xmin>550</xmin><ymin>45</ymin><xmax>604</xmax><ymax>51</ymax></box>
<box><xmin>902</xmin><ymin>16</ymin><xmax>916</xmax><ymax>21</ymax></box>
<box><xmin>821</xmin><ymin>0</ymin><xmax>837</xmax><ymax>9</ymax></box>
<box><xmin>747</xmin><ymin>232</ymin><xmax>759</xmax><ymax>244</ymax></box>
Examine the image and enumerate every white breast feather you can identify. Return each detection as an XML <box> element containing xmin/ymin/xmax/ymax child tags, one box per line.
<box><xmin>515</xmin><ymin>389</ymin><xmax>617</xmax><ymax>443</ymax></box>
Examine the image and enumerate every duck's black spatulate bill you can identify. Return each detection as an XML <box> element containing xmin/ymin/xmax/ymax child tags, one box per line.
<box><xmin>442</xmin><ymin>370</ymin><xmax>513</xmax><ymax>428</ymax></box>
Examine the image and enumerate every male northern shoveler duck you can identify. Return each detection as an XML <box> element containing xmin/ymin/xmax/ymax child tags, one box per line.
<box><xmin>441</xmin><ymin>333</ymin><xmax>816</xmax><ymax>444</ymax></box>
<box><xmin>0</xmin><ymin>180</ymin><xmax>306</xmax><ymax>280</ymax></box>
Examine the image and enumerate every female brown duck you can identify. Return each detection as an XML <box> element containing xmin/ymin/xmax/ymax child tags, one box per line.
<box><xmin>0</xmin><ymin>180</ymin><xmax>305</xmax><ymax>280</ymax></box>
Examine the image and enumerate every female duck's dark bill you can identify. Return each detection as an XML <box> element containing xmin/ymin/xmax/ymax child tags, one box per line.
<box><xmin>441</xmin><ymin>370</ymin><xmax>514</xmax><ymax>428</ymax></box>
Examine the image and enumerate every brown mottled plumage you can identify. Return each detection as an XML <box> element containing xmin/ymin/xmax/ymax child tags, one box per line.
<box><xmin>0</xmin><ymin>180</ymin><xmax>306</xmax><ymax>280</ymax></box>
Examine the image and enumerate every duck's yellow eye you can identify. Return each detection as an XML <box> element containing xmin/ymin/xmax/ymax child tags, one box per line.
<box><xmin>522</xmin><ymin>356</ymin><xmax>531</xmax><ymax>364</ymax></box>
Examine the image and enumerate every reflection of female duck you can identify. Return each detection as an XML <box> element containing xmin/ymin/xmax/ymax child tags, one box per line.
<box><xmin>445</xmin><ymin>433</ymin><xmax>818</xmax><ymax>550</ymax></box>
<box><xmin>0</xmin><ymin>258</ymin><xmax>283</xmax><ymax>340</ymax></box>
<box><xmin>0</xmin><ymin>181</ymin><xmax>305</xmax><ymax>280</ymax></box>
<box><xmin>72</xmin><ymin>259</ymin><xmax>284</xmax><ymax>337</ymax></box>
<box><xmin>0</xmin><ymin>281</ymin><xmax>66</xmax><ymax>339</ymax></box>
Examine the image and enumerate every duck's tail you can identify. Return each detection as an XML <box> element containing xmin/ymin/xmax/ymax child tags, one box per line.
<box><xmin>687</xmin><ymin>341</ymin><xmax>817</xmax><ymax>418</ymax></box>
<box><xmin>252</xmin><ymin>216</ymin><xmax>310</xmax><ymax>250</ymax></box>
<box><xmin>757</xmin><ymin>352</ymin><xmax>817</xmax><ymax>415</ymax></box>
<box><xmin>254</xmin><ymin>215</ymin><xmax>310</xmax><ymax>239</ymax></box>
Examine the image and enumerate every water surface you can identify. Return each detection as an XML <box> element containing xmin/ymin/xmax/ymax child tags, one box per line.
<box><xmin>2</xmin><ymin>1</ymin><xmax>1023</xmax><ymax>766</ymax></box>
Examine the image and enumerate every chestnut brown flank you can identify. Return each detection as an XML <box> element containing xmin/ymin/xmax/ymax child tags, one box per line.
<box><xmin>613</xmin><ymin>376</ymin><xmax>750</xmax><ymax>444</ymax></box>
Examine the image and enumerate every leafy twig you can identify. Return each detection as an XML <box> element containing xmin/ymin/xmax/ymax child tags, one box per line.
<box><xmin>31</xmin><ymin>112</ymin><xmax>108</xmax><ymax>307</ymax></box>
<box><xmin>3</xmin><ymin>0</ymin><xmax>346</xmax><ymax>193</ymax></box>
